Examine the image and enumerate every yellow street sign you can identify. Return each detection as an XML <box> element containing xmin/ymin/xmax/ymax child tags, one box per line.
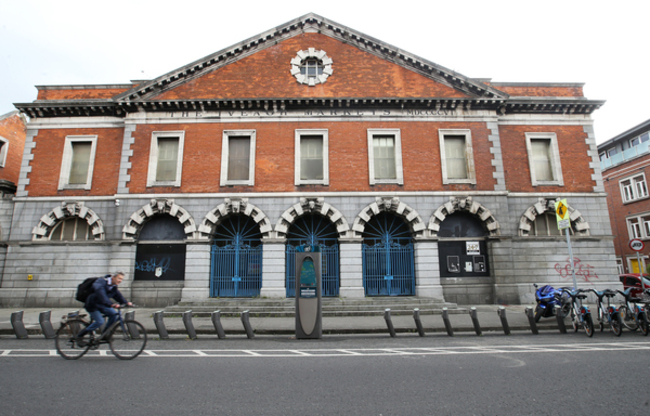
<box><xmin>555</xmin><ymin>199</ymin><xmax>570</xmax><ymax>230</ymax></box>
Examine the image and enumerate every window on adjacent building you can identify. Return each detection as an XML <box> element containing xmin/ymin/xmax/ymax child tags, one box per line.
<box><xmin>616</xmin><ymin>258</ymin><xmax>624</xmax><ymax>274</ymax></box>
<box><xmin>439</xmin><ymin>129</ymin><xmax>475</xmax><ymax>184</ymax></box>
<box><xmin>147</xmin><ymin>131</ymin><xmax>184</xmax><ymax>187</ymax></box>
<box><xmin>221</xmin><ymin>130</ymin><xmax>256</xmax><ymax>186</ymax></box>
<box><xmin>620</xmin><ymin>174</ymin><xmax>648</xmax><ymax>203</ymax></box>
<box><xmin>295</xmin><ymin>129</ymin><xmax>328</xmax><ymax>185</ymax></box>
<box><xmin>368</xmin><ymin>129</ymin><xmax>403</xmax><ymax>185</ymax></box>
<box><xmin>49</xmin><ymin>217</ymin><xmax>90</xmax><ymax>241</ymax></box>
<box><xmin>628</xmin><ymin>217</ymin><xmax>642</xmax><ymax>239</ymax></box>
<box><xmin>525</xmin><ymin>132</ymin><xmax>564</xmax><ymax>186</ymax></box>
<box><xmin>58</xmin><ymin>135</ymin><xmax>97</xmax><ymax>190</ymax></box>
<box><xmin>0</xmin><ymin>137</ymin><xmax>8</xmax><ymax>168</ymax></box>
<box><xmin>630</xmin><ymin>132</ymin><xmax>650</xmax><ymax>147</ymax></box>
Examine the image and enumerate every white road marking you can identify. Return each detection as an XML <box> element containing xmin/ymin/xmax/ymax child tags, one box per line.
<box><xmin>1</xmin><ymin>341</ymin><xmax>649</xmax><ymax>358</ymax></box>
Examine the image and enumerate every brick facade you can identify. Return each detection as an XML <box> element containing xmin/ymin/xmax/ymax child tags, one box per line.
<box><xmin>1</xmin><ymin>13</ymin><xmax>619</xmax><ymax>307</ymax></box>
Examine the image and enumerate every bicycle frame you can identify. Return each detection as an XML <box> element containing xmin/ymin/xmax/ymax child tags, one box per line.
<box><xmin>562</xmin><ymin>288</ymin><xmax>594</xmax><ymax>337</ymax></box>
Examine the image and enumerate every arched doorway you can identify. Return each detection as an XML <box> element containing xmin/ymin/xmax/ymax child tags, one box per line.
<box><xmin>285</xmin><ymin>214</ymin><xmax>340</xmax><ymax>297</ymax></box>
<box><xmin>437</xmin><ymin>212</ymin><xmax>489</xmax><ymax>277</ymax></box>
<box><xmin>210</xmin><ymin>214</ymin><xmax>263</xmax><ymax>297</ymax></box>
<box><xmin>135</xmin><ymin>215</ymin><xmax>187</xmax><ymax>281</ymax></box>
<box><xmin>362</xmin><ymin>212</ymin><xmax>415</xmax><ymax>296</ymax></box>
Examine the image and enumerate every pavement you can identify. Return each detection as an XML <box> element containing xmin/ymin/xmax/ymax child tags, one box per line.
<box><xmin>0</xmin><ymin>304</ymin><xmax>567</xmax><ymax>339</ymax></box>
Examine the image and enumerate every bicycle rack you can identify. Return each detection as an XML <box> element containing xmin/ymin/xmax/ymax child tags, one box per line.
<box><xmin>241</xmin><ymin>310</ymin><xmax>254</xmax><ymax>339</ymax></box>
<box><xmin>124</xmin><ymin>311</ymin><xmax>141</xmax><ymax>339</ymax></box>
<box><xmin>469</xmin><ymin>307</ymin><xmax>482</xmax><ymax>336</ymax></box>
<box><xmin>153</xmin><ymin>311</ymin><xmax>169</xmax><ymax>339</ymax></box>
<box><xmin>413</xmin><ymin>308</ymin><xmax>425</xmax><ymax>337</ymax></box>
<box><xmin>525</xmin><ymin>307</ymin><xmax>539</xmax><ymax>334</ymax></box>
<box><xmin>182</xmin><ymin>310</ymin><xmax>198</xmax><ymax>340</ymax></box>
<box><xmin>442</xmin><ymin>307</ymin><xmax>454</xmax><ymax>336</ymax></box>
<box><xmin>497</xmin><ymin>307</ymin><xmax>510</xmax><ymax>335</ymax></box>
<box><xmin>39</xmin><ymin>311</ymin><xmax>56</xmax><ymax>339</ymax></box>
<box><xmin>384</xmin><ymin>309</ymin><xmax>396</xmax><ymax>337</ymax></box>
<box><xmin>211</xmin><ymin>310</ymin><xmax>226</xmax><ymax>339</ymax></box>
<box><xmin>11</xmin><ymin>311</ymin><xmax>28</xmax><ymax>339</ymax></box>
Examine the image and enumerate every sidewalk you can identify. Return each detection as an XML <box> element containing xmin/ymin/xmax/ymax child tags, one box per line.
<box><xmin>0</xmin><ymin>305</ymin><xmax>563</xmax><ymax>338</ymax></box>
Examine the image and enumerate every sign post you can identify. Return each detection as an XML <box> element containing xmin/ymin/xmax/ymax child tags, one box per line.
<box><xmin>629</xmin><ymin>238</ymin><xmax>646</xmax><ymax>293</ymax></box>
<box><xmin>295</xmin><ymin>245</ymin><xmax>322</xmax><ymax>339</ymax></box>
<box><xmin>555</xmin><ymin>199</ymin><xmax>577</xmax><ymax>289</ymax></box>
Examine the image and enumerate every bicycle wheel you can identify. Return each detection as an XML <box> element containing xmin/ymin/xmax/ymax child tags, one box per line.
<box><xmin>620</xmin><ymin>305</ymin><xmax>639</xmax><ymax>331</ymax></box>
<box><xmin>55</xmin><ymin>320</ymin><xmax>91</xmax><ymax>360</ymax></box>
<box><xmin>639</xmin><ymin>312</ymin><xmax>649</xmax><ymax>336</ymax></box>
<box><xmin>611</xmin><ymin>313</ymin><xmax>623</xmax><ymax>337</ymax></box>
<box><xmin>583</xmin><ymin>314</ymin><xmax>594</xmax><ymax>337</ymax></box>
<box><xmin>109</xmin><ymin>320</ymin><xmax>147</xmax><ymax>360</ymax></box>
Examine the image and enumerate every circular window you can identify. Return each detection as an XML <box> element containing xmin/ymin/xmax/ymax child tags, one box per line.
<box><xmin>290</xmin><ymin>48</ymin><xmax>333</xmax><ymax>86</ymax></box>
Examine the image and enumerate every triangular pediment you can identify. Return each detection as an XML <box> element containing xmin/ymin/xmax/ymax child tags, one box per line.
<box><xmin>115</xmin><ymin>13</ymin><xmax>507</xmax><ymax>103</ymax></box>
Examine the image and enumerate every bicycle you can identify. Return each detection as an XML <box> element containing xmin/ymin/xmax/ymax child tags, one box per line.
<box><xmin>561</xmin><ymin>288</ymin><xmax>594</xmax><ymax>337</ymax></box>
<box><xmin>55</xmin><ymin>305</ymin><xmax>147</xmax><ymax>360</ymax></box>
<box><xmin>617</xmin><ymin>288</ymin><xmax>649</xmax><ymax>336</ymax></box>
<box><xmin>589</xmin><ymin>288</ymin><xmax>622</xmax><ymax>336</ymax></box>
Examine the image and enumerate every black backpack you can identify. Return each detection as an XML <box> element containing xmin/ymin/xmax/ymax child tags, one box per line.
<box><xmin>75</xmin><ymin>277</ymin><xmax>99</xmax><ymax>303</ymax></box>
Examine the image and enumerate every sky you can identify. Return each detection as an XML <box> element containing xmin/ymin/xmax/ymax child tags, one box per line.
<box><xmin>1</xmin><ymin>0</ymin><xmax>648</xmax><ymax>143</ymax></box>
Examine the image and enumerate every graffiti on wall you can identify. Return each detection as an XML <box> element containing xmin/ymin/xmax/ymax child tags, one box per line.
<box><xmin>554</xmin><ymin>257</ymin><xmax>599</xmax><ymax>284</ymax></box>
<box><xmin>135</xmin><ymin>257</ymin><xmax>172</xmax><ymax>278</ymax></box>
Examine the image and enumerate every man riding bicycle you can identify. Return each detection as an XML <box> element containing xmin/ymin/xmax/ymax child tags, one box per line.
<box><xmin>75</xmin><ymin>271</ymin><xmax>132</xmax><ymax>345</ymax></box>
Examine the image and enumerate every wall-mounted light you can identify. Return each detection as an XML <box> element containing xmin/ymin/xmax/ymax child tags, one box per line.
<box><xmin>115</xmin><ymin>199</ymin><xmax>120</xmax><ymax>207</ymax></box>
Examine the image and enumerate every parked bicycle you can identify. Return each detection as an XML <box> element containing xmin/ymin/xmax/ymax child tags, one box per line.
<box><xmin>589</xmin><ymin>288</ymin><xmax>622</xmax><ymax>336</ymax></box>
<box><xmin>617</xmin><ymin>288</ymin><xmax>649</xmax><ymax>336</ymax></box>
<box><xmin>561</xmin><ymin>288</ymin><xmax>594</xmax><ymax>337</ymax></box>
<box><xmin>55</xmin><ymin>305</ymin><xmax>147</xmax><ymax>360</ymax></box>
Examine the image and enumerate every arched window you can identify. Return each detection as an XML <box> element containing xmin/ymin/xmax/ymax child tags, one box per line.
<box><xmin>49</xmin><ymin>217</ymin><xmax>91</xmax><ymax>241</ymax></box>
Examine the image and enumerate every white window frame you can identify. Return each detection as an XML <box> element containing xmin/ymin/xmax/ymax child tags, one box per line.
<box><xmin>524</xmin><ymin>132</ymin><xmax>564</xmax><ymax>186</ymax></box>
<box><xmin>439</xmin><ymin>129</ymin><xmax>476</xmax><ymax>185</ymax></box>
<box><xmin>0</xmin><ymin>136</ymin><xmax>8</xmax><ymax>168</ymax></box>
<box><xmin>147</xmin><ymin>131</ymin><xmax>185</xmax><ymax>187</ymax></box>
<box><xmin>58</xmin><ymin>135</ymin><xmax>98</xmax><ymax>190</ymax></box>
<box><xmin>625</xmin><ymin>213</ymin><xmax>650</xmax><ymax>240</ymax></box>
<box><xmin>616</xmin><ymin>258</ymin><xmax>624</xmax><ymax>274</ymax></box>
<box><xmin>295</xmin><ymin>129</ymin><xmax>329</xmax><ymax>186</ymax></box>
<box><xmin>220</xmin><ymin>130</ymin><xmax>256</xmax><ymax>186</ymax></box>
<box><xmin>367</xmin><ymin>129</ymin><xmax>403</xmax><ymax>185</ymax></box>
<box><xmin>619</xmin><ymin>173</ymin><xmax>649</xmax><ymax>203</ymax></box>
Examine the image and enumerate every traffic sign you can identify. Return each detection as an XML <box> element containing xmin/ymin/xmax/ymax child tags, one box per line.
<box><xmin>555</xmin><ymin>199</ymin><xmax>570</xmax><ymax>230</ymax></box>
<box><xmin>629</xmin><ymin>238</ymin><xmax>645</xmax><ymax>252</ymax></box>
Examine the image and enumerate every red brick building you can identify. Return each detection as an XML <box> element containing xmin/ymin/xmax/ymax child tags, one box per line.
<box><xmin>1</xmin><ymin>13</ymin><xmax>619</xmax><ymax>307</ymax></box>
<box><xmin>599</xmin><ymin>118</ymin><xmax>650</xmax><ymax>274</ymax></box>
<box><xmin>0</xmin><ymin>111</ymin><xmax>27</xmax><ymax>193</ymax></box>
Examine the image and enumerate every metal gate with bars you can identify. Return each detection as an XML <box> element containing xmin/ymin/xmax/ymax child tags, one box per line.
<box><xmin>362</xmin><ymin>212</ymin><xmax>415</xmax><ymax>296</ymax></box>
<box><xmin>210</xmin><ymin>215</ymin><xmax>262</xmax><ymax>298</ymax></box>
<box><xmin>285</xmin><ymin>214</ymin><xmax>340</xmax><ymax>297</ymax></box>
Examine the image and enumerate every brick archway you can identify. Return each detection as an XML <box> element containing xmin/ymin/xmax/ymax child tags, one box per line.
<box><xmin>351</xmin><ymin>197</ymin><xmax>426</xmax><ymax>238</ymax></box>
<box><xmin>518</xmin><ymin>198</ymin><xmax>590</xmax><ymax>236</ymax></box>
<box><xmin>122</xmin><ymin>199</ymin><xmax>197</xmax><ymax>240</ymax></box>
<box><xmin>32</xmin><ymin>201</ymin><xmax>105</xmax><ymax>241</ymax></box>
<box><xmin>275</xmin><ymin>197</ymin><xmax>350</xmax><ymax>241</ymax></box>
<box><xmin>198</xmin><ymin>198</ymin><xmax>272</xmax><ymax>239</ymax></box>
<box><xmin>428</xmin><ymin>196</ymin><xmax>500</xmax><ymax>237</ymax></box>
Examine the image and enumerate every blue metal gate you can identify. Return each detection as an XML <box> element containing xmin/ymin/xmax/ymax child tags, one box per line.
<box><xmin>285</xmin><ymin>214</ymin><xmax>340</xmax><ymax>297</ymax></box>
<box><xmin>210</xmin><ymin>215</ymin><xmax>262</xmax><ymax>298</ymax></box>
<box><xmin>362</xmin><ymin>212</ymin><xmax>415</xmax><ymax>296</ymax></box>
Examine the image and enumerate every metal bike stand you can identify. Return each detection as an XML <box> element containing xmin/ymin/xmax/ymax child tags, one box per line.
<box><xmin>469</xmin><ymin>307</ymin><xmax>482</xmax><ymax>336</ymax></box>
<box><xmin>555</xmin><ymin>305</ymin><xmax>567</xmax><ymax>334</ymax></box>
<box><xmin>442</xmin><ymin>307</ymin><xmax>454</xmax><ymax>336</ymax></box>
<box><xmin>153</xmin><ymin>311</ymin><xmax>169</xmax><ymax>340</ymax></box>
<box><xmin>10</xmin><ymin>311</ymin><xmax>28</xmax><ymax>339</ymax></box>
<box><xmin>211</xmin><ymin>310</ymin><xmax>226</xmax><ymax>339</ymax></box>
<box><xmin>182</xmin><ymin>310</ymin><xmax>198</xmax><ymax>340</ymax></box>
<box><xmin>497</xmin><ymin>307</ymin><xmax>510</xmax><ymax>335</ymax></box>
<box><xmin>39</xmin><ymin>311</ymin><xmax>56</xmax><ymax>339</ymax></box>
<box><xmin>413</xmin><ymin>308</ymin><xmax>425</xmax><ymax>337</ymax></box>
<box><xmin>124</xmin><ymin>310</ymin><xmax>141</xmax><ymax>339</ymax></box>
<box><xmin>241</xmin><ymin>311</ymin><xmax>255</xmax><ymax>339</ymax></box>
<box><xmin>384</xmin><ymin>309</ymin><xmax>396</xmax><ymax>337</ymax></box>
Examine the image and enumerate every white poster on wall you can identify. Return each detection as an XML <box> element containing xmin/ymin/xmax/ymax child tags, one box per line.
<box><xmin>466</xmin><ymin>241</ymin><xmax>480</xmax><ymax>256</ymax></box>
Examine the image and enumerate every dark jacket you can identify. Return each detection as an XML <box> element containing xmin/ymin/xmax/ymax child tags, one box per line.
<box><xmin>85</xmin><ymin>275</ymin><xmax>127</xmax><ymax>312</ymax></box>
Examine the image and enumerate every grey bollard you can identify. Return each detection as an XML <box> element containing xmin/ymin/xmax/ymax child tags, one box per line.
<box><xmin>211</xmin><ymin>310</ymin><xmax>226</xmax><ymax>339</ymax></box>
<box><xmin>497</xmin><ymin>306</ymin><xmax>511</xmax><ymax>335</ymax></box>
<box><xmin>241</xmin><ymin>310</ymin><xmax>255</xmax><ymax>339</ymax></box>
<box><xmin>11</xmin><ymin>311</ymin><xmax>29</xmax><ymax>339</ymax></box>
<box><xmin>525</xmin><ymin>307</ymin><xmax>539</xmax><ymax>335</ymax></box>
<box><xmin>442</xmin><ymin>307</ymin><xmax>454</xmax><ymax>336</ymax></box>
<box><xmin>384</xmin><ymin>308</ymin><xmax>396</xmax><ymax>337</ymax></box>
<box><xmin>183</xmin><ymin>310</ymin><xmax>198</xmax><ymax>340</ymax></box>
<box><xmin>39</xmin><ymin>311</ymin><xmax>56</xmax><ymax>339</ymax></box>
<box><xmin>469</xmin><ymin>307</ymin><xmax>482</xmax><ymax>336</ymax></box>
<box><xmin>555</xmin><ymin>305</ymin><xmax>567</xmax><ymax>334</ymax></box>
<box><xmin>124</xmin><ymin>310</ymin><xmax>141</xmax><ymax>339</ymax></box>
<box><xmin>413</xmin><ymin>308</ymin><xmax>425</xmax><ymax>337</ymax></box>
<box><xmin>153</xmin><ymin>311</ymin><xmax>169</xmax><ymax>340</ymax></box>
